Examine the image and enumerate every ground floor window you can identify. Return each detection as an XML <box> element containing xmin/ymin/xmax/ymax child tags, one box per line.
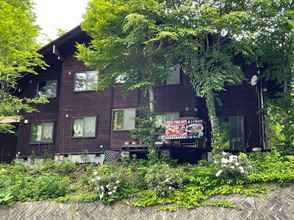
<box><xmin>219</xmin><ymin>115</ymin><xmax>245</xmax><ymax>151</ymax></box>
<box><xmin>155</xmin><ymin>112</ymin><xmax>180</xmax><ymax>128</ymax></box>
<box><xmin>31</xmin><ymin>122</ymin><xmax>54</xmax><ymax>144</ymax></box>
<box><xmin>112</xmin><ymin>108</ymin><xmax>136</xmax><ymax>130</ymax></box>
<box><xmin>229</xmin><ymin>116</ymin><xmax>245</xmax><ymax>151</ymax></box>
<box><xmin>73</xmin><ymin>116</ymin><xmax>97</xmax><ymax>138</ymax></box>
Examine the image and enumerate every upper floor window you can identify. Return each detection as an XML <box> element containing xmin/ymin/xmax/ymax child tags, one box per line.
<box><xmin>113</xmin><ymin>108</ymin><xmax>136</xmax><ymax>130</ymax></box>
<box><xmin>166</xmin><ymin>64</ymin><xmax>180</xmax><ymax>85</ymax></box>
<box><xmin>73</xmin><ymin>116</ymin><xmax>97</xmax><ymax>138</ymax></box>
<box><xmin>31</xmin><ymin>122</ymin><xmax>54</xmax><ymax>144</ymax></box>
<box><xmin>38</xmin><ymin>80</ymin><xmax>57</xmax><ymax>98</ymax></box>
<box><xmin>74</xmin><ymin>71</ymin><xmax>98</xmax><ymax>92</ymax></box>
<box><xmin>155</xmin><ymin>112</ymin><xmax>180</xmax><ymax>128</ymax></box>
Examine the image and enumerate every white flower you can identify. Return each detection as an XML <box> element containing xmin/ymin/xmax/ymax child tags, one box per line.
<box><xmin>108</xmin><ymin>191</ymin><xmax>112</xmax><ymax>195</ymax></box>
<box><xmin>96</xmin><ymin>176</ymin><xmax>101</xmax><ymax>181</ymax></box>
<box><xmin>222</xmin><ymin>152</ymin><xmax>228</xmax><ymax>156</ymax></box>
<box><xmin>93</xmin><ymin>171</ymin><xmax>98</xmax><ymax>176</ymax></box>
<box><xmin>116</xmin><ymin>180</ymin><xmax>120</xmax><ymax>184</ymax></box>
<box><xmin>216</xmin><ymin>170</ymin><xmax>223</xmax><ymax>177</ymax></box>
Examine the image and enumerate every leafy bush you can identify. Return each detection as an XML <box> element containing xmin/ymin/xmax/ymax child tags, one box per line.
<box><xmin>0</xmin><ymin>150</ymin><xmax>293</xmax><ymax>211</ymax></box>
<box><xmin>0</xmin><ymin>192</ymin><xmax>13</xmax><ymax>205</ymax></box>
<box><xmin>215</xmin><ymin>152</ymin><xmax>251</xmax><ymax>178</ymax></box>
<box><xmin>145</xmin><ymin>164</ymin><xmax>185</xmax><ymax>196</ymax></box>
<box><xmin>31</xmin><ymin>175</ymin><xmax>70</xmax><ymax>200</ymax></box>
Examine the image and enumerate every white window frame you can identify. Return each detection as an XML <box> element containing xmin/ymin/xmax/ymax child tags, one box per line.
<box><xmin>112</xmin><ymin>108</ymin><xmax>136</xmax><ymax>131</ymax></box>
<box><xmin>74</xmin><ymin>71</ymin><xmax>98</xmax><ymax>92</ymax></box>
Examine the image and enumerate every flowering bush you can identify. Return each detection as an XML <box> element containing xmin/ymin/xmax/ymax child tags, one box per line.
<box><xmin>92</xmin><ymin>171</ymin><xmax>121</xmax><ymax>203</ymax></box>
<box><xmin>215</xmin><ymin>152</ymin><xmax>251</xmax><ymax>178</ymax></box>
<box><xmin>145</xmin><ymin>164</ymin><xmax>184</xmax><ymax>197</ymax></box>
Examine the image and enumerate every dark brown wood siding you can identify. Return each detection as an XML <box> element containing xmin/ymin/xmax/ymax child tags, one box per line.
<box><xmin>14</xmin><ymin>45</ymin><xmax>261</xmax><ymax>157</ymax></box>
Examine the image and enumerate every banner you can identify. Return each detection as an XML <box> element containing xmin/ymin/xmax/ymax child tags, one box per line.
<box><xmin>165</xmin><ymin>119</ymin><xmax>204</xmax><ymax>140</ymax></box>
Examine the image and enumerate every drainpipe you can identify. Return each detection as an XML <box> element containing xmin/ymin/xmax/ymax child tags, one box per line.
<box><xmin>257</xmin><ymin>69</ymin><xmax>267</xmax><ymax>150</ymax></box>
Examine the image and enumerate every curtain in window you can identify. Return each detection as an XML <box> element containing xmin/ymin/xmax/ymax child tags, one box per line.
<box><xmin>87</xmin><ymin>71</ymin><xmax>98</xmax><ymax>90</ymax></box>
<box><xmin>31</xmin><ymin>124</ymin><xmax>42</xmax><ymax>142</ymax></box>
<box><xmin>39</xmin><ymin>81</ymin><xmax>57</xmax><ymax>98</ymax></box>
<box><xmin>123</xmin><ymin>109</ymin><xmax>136</xmax><ymax>130</ymax></box>
<box><xmin>113</xmin><ymin>110</ymin><xmax>124</xmax><ymax>130</ymax></box>
<box><xmin>166</xmin><ymin>64</ymin><xmax>180</xmax><ymax>85</ymax></box>
<box><xmin>42</xmin><ymin>123</ymin><xmax>53</xmax><ymax>141</ymax></box>
<box><xmin>155</xmin><ymin>112</ymin><xmax>180</xmax><ymax>128</ymax></box>
<box><xmin>75</xmin><ymin>73</ymin><xmax>87</xmax><ymax>91</ymax></box>
<box><xmin>73</xmin><ymin>119</ymin><xmax>84</xmax><ymax>137</ymax></box>
<box><xmin>229</xmin><ymin>116</ymin><xmax>245</xmax><ymax>151</ymax></box>
<box><xmin>84</xmin><ymin>116</ymin><xmax>96</xmax><ymax>137</ymax></box>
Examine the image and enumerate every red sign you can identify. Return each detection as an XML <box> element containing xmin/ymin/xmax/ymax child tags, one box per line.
<box><xmin>165</xmin><ymin>119</ymin><xmax>204</xmax><ymax>140</ymax></box>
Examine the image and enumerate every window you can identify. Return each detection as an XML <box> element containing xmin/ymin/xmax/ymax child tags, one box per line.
<box><xmin>229</xmin><ymin>116</ymin><xmax>245</xmax><ymax>151</ymax></box>
<box><xmin>155</xmin><ymin>112</ymin><xmax>180</xmax><ymax>128</ymax></box>
<box><xmin>166</xmin><ymin>64</ymin><xmax>180</xmax><ymax>85</ymax></box>
<box><xmin>74</xmin><ymin>71</ymin><xmax>98</xmax><ymax>91</ymax></box>
<box><xmin>73</xmin><ymin>116</ymin><xmax>97</xmax><ymax>138</ymax></box>
<box><xmin>38</xmin><ymin>80</ymin><xmax>57</xmax><ymax>98</ymax></box>
<box><xmin>31</xmin><ymin>122</ymin><xmax>54</xmax><ymax>143</ymax></box>
<box><xmin>113</xmin><ymin>109</ymin><xmax>136</xmax><ymax>130</ymax></box>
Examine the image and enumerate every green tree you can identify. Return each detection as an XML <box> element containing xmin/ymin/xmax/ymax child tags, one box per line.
<box><xmin>0</xmin><ymin>0</ymin><xmax>45</xmax><ymax>133</ymax></box>
<box><xmin>77</xmin><ymin>0</ymin><xmax>177</xmax><ymax>155</ymax></box>
<box><xmin>79</xmin><ymin>0</ymin><xmax>294</xmax><ymax>154</ymax></box>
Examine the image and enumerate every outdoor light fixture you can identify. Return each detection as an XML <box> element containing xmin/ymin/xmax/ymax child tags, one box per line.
<box><xmin>24</xmin><ymin>119</ymin><xmax>29</xmax><ymax>124</ymax></box>
<box><xmin>250</xmin><ymin>75</ymin><xmax>258</xmax><ymax>86</ymax></box>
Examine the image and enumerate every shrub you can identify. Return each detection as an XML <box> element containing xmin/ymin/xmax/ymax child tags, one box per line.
<box><xmin>145</xmin><ymin>163</ymin><xmax>185</xmax><ymax>197</ymax></box>
<box><xmin>0</xmin><ymin>192</ymin><xmax>13</xmax><ymax>205</ymax></box>
<box><xmin>92</xmin><ymin>171</ymin><xmax>121</xmax><ymax>203</ymax></box>
<box><xmin>215</xmin><ymin>152</ymin><xmax>251</xmax><ymax>178</ymax></box>
<box><xmin>31</xmin><ymin>175</ymin><xmax>70</xmax><ymax>200</ymax></box>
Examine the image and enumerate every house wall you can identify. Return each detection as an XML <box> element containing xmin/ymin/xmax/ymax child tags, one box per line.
<box><xmin>15</xmin><ymin>44</ymin><xmax>261</xmax><ymax>157</ymax></box>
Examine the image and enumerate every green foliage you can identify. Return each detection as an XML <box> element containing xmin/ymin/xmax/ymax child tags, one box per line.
<box><xmin>145</xmin><ymin>163</ymin><xmax>185</xmax><ymax>196</ymax></box>
<box><xmin>0</xmin><ymin>192</ymin><xmax>13</xmax><ymax>205</ymax></box>
<box><xmin>0</xmin><ymin>151</ymin><xmax>294</xmax><ymax>211</ymax></box>
<box><xmin>0</xmin><ymin>0</ymin><xmax>46</xmax><ymax>133</ymax></box>
<box><xmin>204</xmin><ymin>200</ymin><xmax>239</xmax><ymax>209</ymax></box>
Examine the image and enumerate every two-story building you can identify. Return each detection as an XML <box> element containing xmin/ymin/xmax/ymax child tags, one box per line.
<box><xmin>0</xmin><ymin>26</ymin><xmax>267</xmax><ymax>163</ymax></box>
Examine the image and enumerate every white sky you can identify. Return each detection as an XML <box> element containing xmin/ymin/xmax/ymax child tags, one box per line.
<box><xmin>33</xmin><ymin>0</ymin><xmax>89</xmax><ymax>44</ymax></box>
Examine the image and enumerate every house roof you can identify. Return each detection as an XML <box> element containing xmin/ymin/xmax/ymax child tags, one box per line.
<box><xmin>38</xmin><ymin>25</ymin><xmax>89</xmax><ymax>56</ymax></box>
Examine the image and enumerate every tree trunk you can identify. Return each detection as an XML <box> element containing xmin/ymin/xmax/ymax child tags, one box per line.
<box><xmin>206</xmin><ymin>89</ymin><xmax>222</xmax><ymax>154</ymax></box>
<box><xmin>148</xmin><ymin>87</ymin><xmax>157</xmax><ymax>157</ymax></box>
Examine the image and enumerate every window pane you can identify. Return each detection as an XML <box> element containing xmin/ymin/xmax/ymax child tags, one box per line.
<box><xmin>86</xmin><ymin>71</ymin><xmax>98</xmax><ymax>90</ymax></box>
<box><xmin>84</xmin><ymin>116</ymin><xmax>96</xmax><ymax>137</ymax></box>
<box><xmin>31</xmin><ymin>124</ymin><xmax>42</xmax><ymax>142</ymax></box>
<box><xmin>123</xmin><ymin>109</ymin><xmax>136</xmax><ymax>130</ymax></box>
<box><xmin>73</xmin><ymin>119</ymin><xmax>84</xmax><ymax>137</ymax></box>
<box><xmin>42</xmin><ymin>123</ymin><xmax>54</xmax><ymax>142</ymax></box>
<box><xmin>75</xmin><ymin>73</ymin><xmax>87</xmax><ymax>91</ymax></box>
<box><xmin>38</xmin><ymin>80</ymin><xmax>57</xmax><ymax>98</ymax></box>
<box><xmin>155</xmin><ymin>112</ymin><xmax>179</xmax><ymax>128</ymax></box>
<box><xmin>229</xmin><ymin>116</ymin><xmax>245</xmax><ymax>151</ymax></box>
<box><xmin>113</xmin><ymin>110</ymin><xmax>124</xmax><ymax>130</ymax></box>
<box><xmin>166</xmin><ymin>64</ymin><xmax>180</xmax><ymax>85</ymax></box>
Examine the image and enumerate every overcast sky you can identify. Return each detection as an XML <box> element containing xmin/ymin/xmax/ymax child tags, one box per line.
<box><xmin>33</xmin><ymin>0</ymin><xmax>89</xmax><ymax>44</ymax></box>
